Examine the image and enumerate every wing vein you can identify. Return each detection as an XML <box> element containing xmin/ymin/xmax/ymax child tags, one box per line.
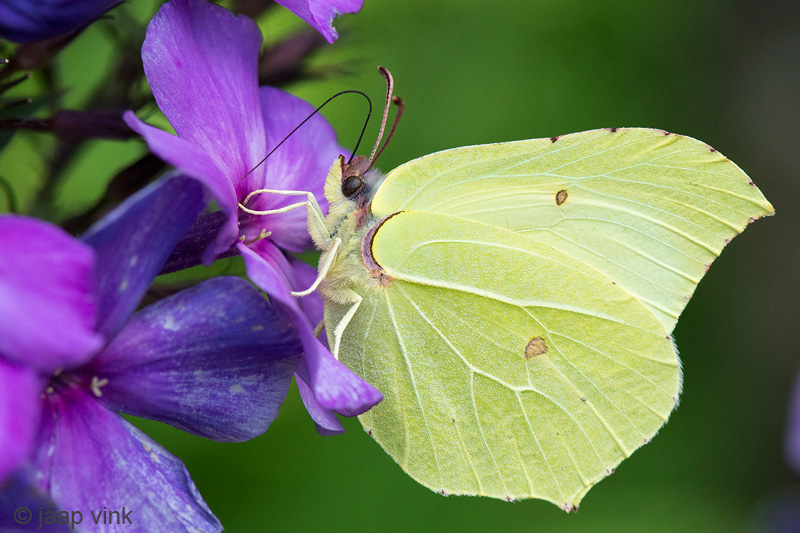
<box><xmin>383</xmin><ymin>290</ymin><xmax>445</xmax><ymax>487</ymax></box>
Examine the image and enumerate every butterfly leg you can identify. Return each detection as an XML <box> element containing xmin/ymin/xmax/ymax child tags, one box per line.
<box><xmin>331</xmin><ymin>289</ymin><xmax>362</xmax><ymax>359</ymax></box>
<box><xmin>238</xmin><ymin>188</ymin><xmax>343</xmax><ymax>298</ymax></box>
<box><xmin>238</xmin><ymin>187</ymin><xmax>331</xmax><ymax>244</ymax></box>
<box><xmin>291</xmin><ymin>237</ymin><xmax>341</xmax><ymax>297</ymax></box>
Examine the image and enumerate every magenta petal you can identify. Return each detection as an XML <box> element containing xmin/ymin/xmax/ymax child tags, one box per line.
<box><xmin>33</xmin><ymin>388</ymin><xmax>221</xmax><ymax>532</ymax></box>
<box><xmin>298</xmin><ymin>329</ymin><xmax>382</xmax><ymax>417</ymax></box>
<box><xmin>296</xmin><ymin>372</ymin><xmax>344</xmax><ymax>435</ymax></box>
<box><xmin>0</xmin><ymin>361</ymin><xmax>41</xmax><ymax>484</ymax></box>
<box><xmin>123</xmin><ymin>114</ymin><xmax>232</xmax><ymax>211</ymax></box>
<box><xmin>239</xmin><ymin>87</ymin><xmax>340</xmax><ymax>253</ymax></box>
<box><xmin>89</xmin><ymin>277</ymin><xmax>300</xmax><ymax>442</ymax></box>
<box><xmin>238</xmin><ymin>240</ymin><xmax>297</xmax><ymax>306</ymax></box>
<box><xmin>288</xmin><ymin>256</ymin><xmax>325</xmax><ymax>335</ymax></box>
<box><xmin>239</xmin><ymin>240</ymin><xmax>382</xmax><ymax>417</ymax></box>
<box><xmin>124</xmin><ymin>112</ymin><xmax>239</xmax><ymax>263</ymax></box>
<box><xmin>142</xmin><ymin>0</ymin><xmax>266</xmax><ymax>187</ymax></box>
<box><xmin>274</xmin><ymin>0</ymin><xmax>363</xmax><ymax>43</ymax></box>
<box><xmin>0</xmin><ymin>215</ymin><xmax>102</xmax><ymax>371</ymax></box>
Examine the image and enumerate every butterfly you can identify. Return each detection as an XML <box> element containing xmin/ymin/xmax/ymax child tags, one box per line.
<box><xmin>252</xmin><ymin>67</ymin><xmax>773</xmax><ymax>510</ymax></box>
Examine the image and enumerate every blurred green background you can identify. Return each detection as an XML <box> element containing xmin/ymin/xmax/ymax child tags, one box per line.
<box><xmin>2</xmin><ymin>0</ymin><xmax>799</xmax><ymax>531</ymax></box>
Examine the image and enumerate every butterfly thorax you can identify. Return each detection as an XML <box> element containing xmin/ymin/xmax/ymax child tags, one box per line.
<box><xmin>315</xmin><ymin>155</ymin><xmax>390</xmax><ymax>304</ymax></box>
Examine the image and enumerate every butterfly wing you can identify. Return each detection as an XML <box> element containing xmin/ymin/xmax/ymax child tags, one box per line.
<box><xmin>370</xmin><ymin>128</ymin><xmax>774</xmax><ymax>331</ymax></box>
<box><xmin>327</xmin><ymin>128</ymin><xmax>771</xmax><ymax>508</ymax></box>
<box><xmin>328</xmin><ymin>210</ymin><xmax>680</xmax><ymax>508</ymax></box>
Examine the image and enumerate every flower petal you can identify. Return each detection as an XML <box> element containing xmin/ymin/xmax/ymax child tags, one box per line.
<box><xmin>274</xmin><ymin>0</ymin><xmax>363</xmax><ymax>43</ymax></box>
<box><xmin>239</xmin><ymin>240</ymin><xmax>382</xmax><ymax>417</ymax></box>
<box><xmin>159</xmin><ymin>211</ymin><xmax>232</xmax><ymax>275</ymax></box>
<box><xmin>88</xmin><ymin>277</ymin><xmax>301</xmax><ymax>442</ymax></box>
<box><xmin>32</xmin><ymin>388</ymin><xmax>222</xmax><ymax>532</ymax></box>
<box><xmin>142</xmin><ymin>0</ymin><xmax>266</xmax><ymax>189</ymax></box>
<box><xmin>0</xmin><ymin>0</ymin><xmax>121</xmax><ymax>43</ymax></box>
<box><xmin>239</xmin><ymin>87</ymin><xmax>340</xmax><ymax>253</ymax></box>
<box><xmin>239</xmin><ymin>240</ymin><xmax>297</xmax><ymax>302</ymax></box>
<box><xmin>288</xmin><ymin>255</ymin><xmax>325</xmax><ymax>333</ymax></box>
<box><xmin>0</xmin><ymin>215</ymin><xmax>102</xmax><ymax>371</ymax></box>
<box><xmin>296</xmin><ymin>329</ymin><xmax>382</xmax><ymax>417</ymax></box>
<box><xmin>295</xmin><ymin>373</ymin><xmax>344</xmax><ymax>435</ymax></box>
<box><xmin>786</xmin><ymin>373</ymin><xmax>800</xmax><ymax>473</ymax></box>
<box><xmin>81</xmin><ymin>174</ymin><xmax>207</xmax><ymax>341</ymax></box>
<box><xmin>0</xmin><ymin>469</ymin><xmax>68</xmax><ymax>532</ymax></box>
<box><xmin>0</xmin><ymin>360</ymin><xmax>41</xmax><ymax>484</ymax></box>
<box><xmin>123</xmin><ymin>114</ymin><xmax>239</xmax><ymax>264</ymax></box>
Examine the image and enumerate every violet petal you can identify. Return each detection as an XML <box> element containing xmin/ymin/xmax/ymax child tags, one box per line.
<box><xmin>0</xmin><ymin>469</ymin><xmax>68</xmax><ymax>532</ymax></box>
<box><xmin>80</xmin><ymin>174</ymin><xmax>207</xmax><ymax>341</ymax></box>
<box><xmin>0</xmin><ymin>0</ymin><xmax>121</xmax><ymax>43</ymax></box>
<box><xmin>296</xmin><ymin>372</ymin><xmax>345</xmax><ymax>435</ymax></box>
<box><xmin>89</xmin><ymin>277</ymin><xmax>301</xmax><ymax>442</ymax></box>
<box><xmin>786</xmin><ymin>372</ymin><xmax>800</xmax><ymax>472</ymax></box>
<box><xmin>159</xmin><ymin>211</ymin><xmax>233</xmax><ymax>275</ymax></box>
<box><xmin>141</xmin><ymin>0</ymin><xmax>267</xmax><ymax>191</ymax></box>
<box><xmin>32</xmin><ymin>387</ymin><xmax>222</xmax><ymax>532</ymax></box>
<box><xmin>298</xmin><ymin>327</ymin><xmax>383</xmax><ymax>417</ymax></box>
<box><xmin>0</xmin><ymin>215</ymin><xmax>102</xmax><ymax>371</ymax></box>
<box><xmin>238</xmin><ymin>240</ymin><xmax>382</xmax><ymax>417</ymax></box>
<box><xmin>274</xmin><ymin>0</ymin><xmax>363</xmax><ymax>43</ymax></box>
<box><xmin>288</xmin><ymin>255</ymin><xmax>326</xmax><ymax>336</ymax></box>
<box><xmin>0</xmin><ymin>360</ymin><xmax>41</xmax><ymax>484</ymax></box>
<box><xmin>239</xmin><ymin>240</ymin><xmax>297</xmax><ymax>301</ymax></box>
<box><xmin>239</xmin><ymin>87</ymin><xmax>340</xmax><ymax>253</ymax></box>
<box><xmin>123</xmin><ymin>113</ymin><xmax>240</xmax><ymax>264</ymax></box>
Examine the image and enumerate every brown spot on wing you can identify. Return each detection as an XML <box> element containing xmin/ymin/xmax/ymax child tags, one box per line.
<box><xmin>525</xmin><ymin>337</ymin><xmax>548</xmax><ymax>359</ymax></box>
<box><xmin>555</xmin><ymin>189</ymin><xmax>568</xmax><ymax>206</ymax></box>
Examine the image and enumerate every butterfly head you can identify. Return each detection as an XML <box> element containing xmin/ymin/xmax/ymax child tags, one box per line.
<box><xmin>322</xmin><ymin>67</ymin><xmax>402</xmax><ymax>238</ymax></box>
<box><xmin>340</xmin><ymin>155</ymin><xmax>371</xmax><ymax>199</ymax></box>
<box><xmin>324</xmin><ymin>153</ymin><xmax>386</xmax><ymax>217</ymax></box>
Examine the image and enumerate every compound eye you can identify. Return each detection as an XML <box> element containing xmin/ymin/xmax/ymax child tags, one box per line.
<box><xmin>342</xmin><ymin>175</ymin><xmax>365</xmax><ymax>198</ymax></box>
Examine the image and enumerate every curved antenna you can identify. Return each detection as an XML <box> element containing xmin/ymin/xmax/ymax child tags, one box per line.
<box><xmin>370</xmin><ymin>95</ymin><xmax>404</xmax><ymax>170</ymax></box>
<box><xmin>241</xmin><ymin>89</ymin><xmax>372</xmax><ymax>180</ymax></box>
<box><xmin>366</xmin><ymin>66</ymin><xmax>404</xmax><ymax>172</ymax></box>
<box><xmin>367</xmin><ymin>66</ymin><xmax>394</xmax><ymax>164</ymax></box>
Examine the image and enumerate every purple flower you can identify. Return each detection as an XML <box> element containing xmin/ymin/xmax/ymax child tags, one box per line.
<box><xmin>786</xmin><ymin>374</ymin><xmax>800</xmax><ymax>472</ymax></box>
<box><xmin>0</xmin><ymin>175</ymin><xmax>301</xmax><ymax>531</ymax></box>
<box><xmin>123</xmin><ymin>0</ymin><xmax>382</xmax><ymax>434</ymax></box>
<box><xmin>0</xmin><ymin>470</ymin><xmax>70</xmax><ymax>532</ymax></box>
<box><xmin>0</xmin><ymin>0</ymin><xmax>361</xmax><ymax>43</ymax></box>
<box><xmin>275</xmin><ymin>0</ymin><xmax>363</xmax><ymax>43</ymax></box>
<box><xmin>0</xmin><ymin>0</ymin><xmax>122</xmax><ymax>43</ymax></box>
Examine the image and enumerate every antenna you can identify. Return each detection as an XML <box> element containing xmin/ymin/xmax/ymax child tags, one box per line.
<box><xmin>241</xmin><ymin>89</ymin><xmax>373</xmax><ymax>180</ymax></box>
<box><xmin>366</xmin><ymin>66</ymin><xmax>404</xmax><ymax>172</ymax></box>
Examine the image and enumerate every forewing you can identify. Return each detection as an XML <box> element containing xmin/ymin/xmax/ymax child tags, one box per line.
<box><xmin>371</xmin><ymin>129</ymin><xmax>773</xmax><ymax>330</ymax></box>
<box><xmin>330</xmin><ymin>211</ymin><xmax>681</xmax><ymax>508</ymax></box>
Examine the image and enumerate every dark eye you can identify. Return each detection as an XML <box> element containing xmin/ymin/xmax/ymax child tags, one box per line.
<box><xmin>342</xmin><ymin>176</ymin><xmax>364</xmax><ymax>198</ymax></box>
